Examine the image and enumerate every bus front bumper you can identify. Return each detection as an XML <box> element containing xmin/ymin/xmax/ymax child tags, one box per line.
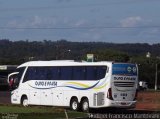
<box><xmin>11</xmin><ymin>90</ymin><xmax>20</xmax><ymax>104</ymax></box>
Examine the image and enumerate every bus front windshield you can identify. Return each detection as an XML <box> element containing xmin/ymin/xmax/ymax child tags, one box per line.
<box><xmin>8</xmin><ymin>67</ymin><xmax>25</xmax><ymax>90</ymax></box>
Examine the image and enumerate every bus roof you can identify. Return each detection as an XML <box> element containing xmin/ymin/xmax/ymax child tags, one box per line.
<box><xmin>17</xmin><ymin>60</ymin><xmax>113</xmax><ymax>68</ymax></box>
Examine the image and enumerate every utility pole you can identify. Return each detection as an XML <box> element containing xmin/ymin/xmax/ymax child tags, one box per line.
<box><xmin>146</xmin><ymin>52</ymin><xmax>158</xmax><ymax>91</ymax></box>
<box><xmin>155</xmin><ymin>64</ymin><xmax>158</xmax><ymax>91</ymax></box>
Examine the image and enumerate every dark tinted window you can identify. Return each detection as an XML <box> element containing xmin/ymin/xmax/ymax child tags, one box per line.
<box><xmin>23</xmin><ymin>66</ymin><xmax>107</xmax><ymax>82</ymax></box>
<box><xmin>23</xmin><ymin>67</ymin><xmax>36</xmax><ymax>82</ymax></box>
<box><xmin>73</xmin><ymin>66</ymin><xmax>86</xmax><ymax>80</ymax></box>
<box><xmin>86</xmin><ymin>66</ymin><xmax>97</xmax><ymax>80</ymax></box>
<box><xmin>97</xmin><ymin>66</ymin><xmax>107</xmax><ymax>79</ymax></box>
<box><xmin>60</xmin><ymin>67</ymin><xmax>72</xmax><ymax>80</ymax></box>
<box><xmin>16</xmin><ymin>67</ymin><xmax>26</xmax><ymax>81</ymax></box>
<box><xmin>23</xmin><ymin>67</ymin><xmax>49</xmax><ymax>82</ymax></box>
<box><xmin>49</xmin><ymin>67</ymin><xmax>60</xmax><ymax>80</ymax></box>
<box><xmin>37</xmin><ymin>67</ymin><xmax>48</xmax><ymax>80</ymax></box>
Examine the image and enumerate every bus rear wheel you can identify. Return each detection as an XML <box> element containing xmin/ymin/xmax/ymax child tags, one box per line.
<box><xmin>81</xmin><ymin>98</ymin><xmax>89</xmax><ymax>112</ymax></box>
<box><xmin>70</xmin><ymin>98</ymin><xmax>79</xmax><ymax>111</ymax></box>
<box><xmin>21</xmin><ymin>96</ymin><xmax>28</xmax><ymax>107</ymax></box>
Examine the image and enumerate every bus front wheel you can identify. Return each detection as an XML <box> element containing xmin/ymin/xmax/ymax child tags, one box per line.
<box><xmin>70</xmin><ymin>98</ymin><xmax>79</xmax><ymax>111</ymax></box>
<box><xmin>21</xmin><ymin>96</ymin><xmax>28</xmax><ymax>107</ymax></box>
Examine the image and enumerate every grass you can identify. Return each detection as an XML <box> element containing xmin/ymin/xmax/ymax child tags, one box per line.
<box><xmin>0</xmin><ymin>105</ymin><xmax>88</xmax><ymax>119</ymax></box>
<box><xmin>0</xmin><ymin>105</ymin><xmax>60</xmax><ymax>113</ymax></box>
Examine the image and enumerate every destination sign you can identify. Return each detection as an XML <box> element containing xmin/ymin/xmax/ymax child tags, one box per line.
<box><xmin>114</xmin><ymin>76</ymin><xmax>136</xmax><ymax>81</ymax></box>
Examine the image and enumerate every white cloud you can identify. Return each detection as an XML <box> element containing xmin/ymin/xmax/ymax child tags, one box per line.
<box><xmin>31</xmin><ymin>16</ymin><xmax>42</xmax><ymax>26</ymax></box>
<box><xmin>7</xmin><ymin>16</ymin><xmax>58</xmax><ymax>28</ymax></box>
<box><xmin>7</xmin><ymin>20</ymin><xmax>18</xmax><ymax>27</ymax></box>
<box><xmin>120</xmin><ymin>16</ymin><xmax>142</xmax><ymax>27</ymax></box>
<box><xmin>30</xmin><ymin>16</ymin><xmax>59</xmax><ymax>27</ymax></box>
<box><xmin>7</xmin><ymin>15</ymin><xmax>91</xmax><ymax>30</ymax></box>
<box><xmin>74</xmin><ymin>19</ymin><xmax>88</xmax><ymax>27</ymax></box>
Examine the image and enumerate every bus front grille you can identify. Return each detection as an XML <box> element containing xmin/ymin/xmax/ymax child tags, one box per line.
<box><xmin>114</xmin><ymin>81</ymin><xmax>135</xmax><ymax>87</ymax></box>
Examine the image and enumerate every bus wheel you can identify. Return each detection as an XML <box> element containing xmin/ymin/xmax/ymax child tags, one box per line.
<box><xmin>21</xmin><ymin>96</ymin><xmax>28</xmax><ymax>107</ymax></box>
<box><xmin>81</xmin><ymin>98</ymin><xmax>89</xmax><ymax>112</ymax></box>
<box><xmin>70</xmin><ymin>98</ymin><xmax>79</xmax><ymax>111</ymax></box>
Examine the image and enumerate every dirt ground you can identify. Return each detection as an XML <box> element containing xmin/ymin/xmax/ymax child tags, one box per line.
<box><xmin>136</xmin><ymin>91</ymin><xmax>160</xmax><ymax>111</ymax></box>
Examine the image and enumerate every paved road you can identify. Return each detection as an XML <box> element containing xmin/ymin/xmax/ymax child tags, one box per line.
<box><xmin>0</xmin><ymin>91</ymin><xmax>10</xmax><ymax>104</ymax></box>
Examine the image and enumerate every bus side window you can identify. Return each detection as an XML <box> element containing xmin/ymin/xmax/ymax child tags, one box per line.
<box><xmin>17</xmin><ymin>67</ymin><xmax>25</xmax><ymax>82</ymax></box>
<box><xmin>49</xmin><ymin>67</ymin><xmax>60</xmax><ymax>80</ymax></box>
<box><xmin>36</xmin><ymin>67</ymin><xmax>48</xmax><ymax>80</ymax></box>
<box><xmin>60</xmin><ymin>67</ymin><xmax>72</xmax><ymax>80</ymax></box>
<box><xmin>86</xmin><ymin>66</ymin><xmax>97</xmax><ymax>80</ymax></box>
<box><xmin>97</xmin><ymin>66</ymin><xmax>107</xmax><ymax>80</ymax></box>
<box><xmin>23</xmin><ymin>67</ymin><xmax>35</xmax><ymax>82</ymax></box>
<box><xmin>73</xmin><ymin>66</ymin><xmax>85</xmax><ymax>80</ymax></box>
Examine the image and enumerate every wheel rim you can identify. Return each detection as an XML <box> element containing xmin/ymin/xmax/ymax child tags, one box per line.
<box><xmin>83</xmin><ymin>101</ymin><xmax>89</xmax><ymax>111</ymax></box>
<box><xmin>23</xmin><ymin>99</ymin><xmax>28</xmax><ymax>107</ymax></box>
<box><xmin>72</xmin><ymin>101</ymin><xmax>78</xmax><ymax>110</ymax></box>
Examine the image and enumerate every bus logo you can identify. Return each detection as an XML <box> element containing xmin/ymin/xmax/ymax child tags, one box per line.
<box><xmin>127</xmin><ymin>67</ymin><xmax>132</xmax><ymax>73</ymax></box>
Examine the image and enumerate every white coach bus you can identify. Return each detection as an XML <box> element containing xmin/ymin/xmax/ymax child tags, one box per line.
<box><xmin>8</xmin><ymin>60</ymin><xmax>138</xmax><ymax>112</ymax></box>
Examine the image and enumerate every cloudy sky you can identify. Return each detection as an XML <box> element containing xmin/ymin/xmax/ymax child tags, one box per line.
<box><xmin>0</xmin><ymin>0</ymin><xmax>160</xmax><ymax>44</ymax></box>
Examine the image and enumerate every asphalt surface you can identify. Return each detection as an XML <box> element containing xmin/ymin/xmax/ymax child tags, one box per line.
<box><xmin>0</xmin><ymin>91</ymin><xmax>10</xmax><ymax>104</ymax></box>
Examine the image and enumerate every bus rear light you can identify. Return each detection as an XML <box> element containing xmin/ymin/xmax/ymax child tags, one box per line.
<box><xmin>107</xmin><ymin>88</ymin><xmax>113</xmax><ymax>100</ymax></box>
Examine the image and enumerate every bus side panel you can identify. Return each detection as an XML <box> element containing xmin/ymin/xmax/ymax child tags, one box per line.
<box><xmin>41</xmin><ymin>89</ymin><xmax>53</xmax><ymax>106</ymax></box>
<box><xmin>63</xmin><ymin>90</ymin><xmax>79</xmax><ymax>107</ymax></box>
<box><xmin>52</xmin><ymin>89</ymin><xmax>64</xmax><ymax>106</ymax></box>
<box><xmin>11</xmin><ymin>88</ymin><xmax>29</xmax><ymax>105</ymax></box>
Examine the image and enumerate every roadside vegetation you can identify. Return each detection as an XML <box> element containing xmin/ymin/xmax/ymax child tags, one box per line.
<box><xmin>0</xmin><ymin>39</ymin><xmax>160</xmax><ymax>88</ymax></box>
<box><xmin>0</xmin><ymin>105</ymin><xmax>87</xmax><ymax>119</ymax></box>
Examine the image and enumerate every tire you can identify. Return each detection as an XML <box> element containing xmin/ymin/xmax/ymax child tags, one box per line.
<box><xmin>70</xmin><ymin>98</ymin><xmax>79</xmax><ymax>111</ymax></box>
<box><xmin>21</xmin><ymin>96</ymin><xmax>28</xmax><ymax>107</ymax></box>
<box><xmin>81</xmin><ymin>98</ymin><xmax>89</xmax><ymax>112</ymax></box>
